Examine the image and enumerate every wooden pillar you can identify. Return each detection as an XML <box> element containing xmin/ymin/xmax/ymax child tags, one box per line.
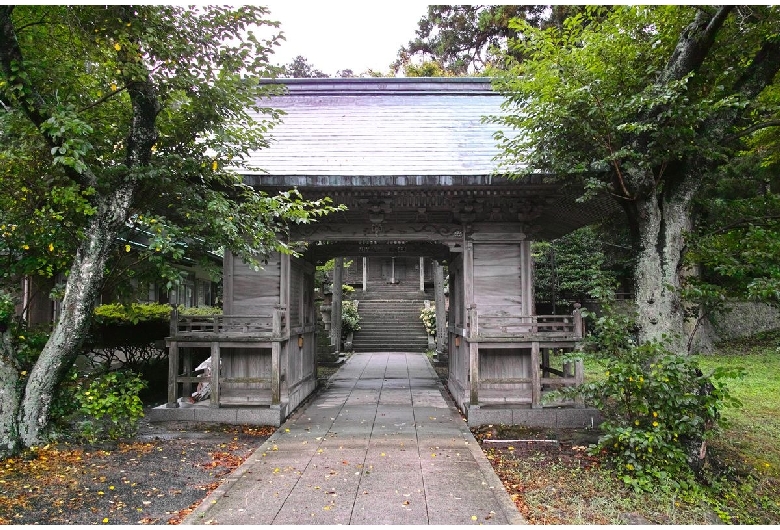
<box><xmin>419</xmin><ymin>257</ymin><xmax>425</xmax><ymax>291</ymax></box>
<box><xmin>464</xmin><ymin>239</ymin><xmax>474</xmax><ymax>308</ymax></box>
<box><xmin>362</xmin><ymin>257</ymin><xmax>367</xmax><ymax>292</ymax></box>
<box><xmin>469</xmin><ymin>341</ymin><xmax>479</xmax><ymax>406</ymax></box>
<box><xmin>209</xmin><ymin>342</ymin><xmax>221</xmax><ymax>408</ymax></box>
<box><xmin>167</xmin><ymin>341</ymin><xmax>179</xmax><ymax>408</ymax></box>
<box><xmin>272</xmin><ymin>341</ymin><xmax>281</xmax><ymax>405</ymax></box>
<box><xmin>280</xmin><ymin>252</ymin><xmax>290</xmax><ymax>320</ymax></box>
<box><xmin>519</xmin><ymin>240</ymin><xmax>534</xmax><ymax>316</ymax></box>
<box><xmin>434</xmin><ymin>262</ymin><xmax>447</xmax><ymax>355</ymax></box>
<box><xmin>531</xmin><ymin>341</ymin><xmax>541</xmax><ymax>408</ymax></box>
<box><xmin>331</xmin><ymin>257</ymin><xmax>343</xmax><ymax>352</ymax></box>
<box><xmin>182</xmin><ymin>350</ymin><xmax>193</xmax><ymax>400</ymax></box>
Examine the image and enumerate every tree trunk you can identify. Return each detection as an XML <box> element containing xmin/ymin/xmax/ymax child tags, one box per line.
<box><xmin>16</xmin><ymin>183</ymin><xmax>135</xmax><ymax>447</ymax></box>
<box><xmin>0</xmin><ymin>332</ymin><xmax>23</xmax><ymax>456</ymax></box>
<box><xmin>633</xmin><ymin>185</ymin><xmax>695</xmax><ymax>354</ymax></box>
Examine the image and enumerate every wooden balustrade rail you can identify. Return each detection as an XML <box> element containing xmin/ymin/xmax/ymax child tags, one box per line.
<box><xmin>169</xmin><ymin>309</ymin><xmax>286</xmax><ymax>338</ymax></box>
<box><xmin>464</xmin><ymin>310</ymin><xmax>584</xmax><ymax>340</ymax></box>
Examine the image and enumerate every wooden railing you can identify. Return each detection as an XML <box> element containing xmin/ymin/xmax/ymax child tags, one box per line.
<box><xmin>466</xmin><ymin>308</ymin><xmax>583</xmax><ymax>341</ymax></box>
<box><xmin>170</xmin><ymin>308</ymin><xmax>286</xmax><ymax>339</ymax></box>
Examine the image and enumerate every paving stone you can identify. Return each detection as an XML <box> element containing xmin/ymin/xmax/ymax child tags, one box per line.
<box><xmin>183</xmin><ymin>351</ymin><xmax>524</xmax><ymax>525</ymax></box>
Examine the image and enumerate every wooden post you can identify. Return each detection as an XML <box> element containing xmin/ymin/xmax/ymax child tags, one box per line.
<box><xmin>573</xmin><ymin>304</ymin><xmax>583</xmax><ymax>338</ymax></box>
<box><xmin>170</xmin><ymin>306</ymin><xmax>178</xmax><ymax>336</ymax></box>
<box><xmin>464</xmin><ymin>240</ymin><xmax>474</xmax><ymax>309</ymax></box>
<box><xmin>273</xmin><ymin>308</ymin><xmax>282</xmax><ymax>338</ymax></box>
<box><xmin>331</xmin><ymin>257</ymin><xmax>343</xmax><ymax>352</ymax></box>
<box><xmin>182</xmin><ymin>348</ymin><xmax>193</xmax><ymax>401</ymax></box>
<box><xmin>419</xmin><ymin>256</ymin><xmax>425</xmax><ymax>291</ymax></box>
<box><xmin>434</xmin><ymin>262</ymin><xmax>447</xmax><ymax>355</ymax></box>
<box><xmin>469</xmin><ymin>341</ymin><xmax>479</xmax><ymax>406</ymax></box>
<box><xmin>531</xmin><ymin>341</ymin><xmax>541</xmax><ymax>408</ymax></box>
<box><xmin>280</xmin><ymin>251</ymin><xmax>290</xmax><ymax>310</ymax></box>
<box><xmin>519</xmin><ymin>241</ymin><xmax>534</xmax><ymax>316</ymax></box>
<box><xmin>271</xmin><ymin>341</ymin><xmax>281</xmax><ymax>405</ymax></box>
<box><xmin>209</xmin><ymin>342</ymin><xmax>220</xmax><ymax>408</ymax></box>
<box><xmin>468</xmin><ymin>305</ymin><xmax>478</xmax><ymax>340</ymax></box>
<box><xmin>166</xmin><ymin>341</ymin><xmax>179</xmax><ymax>408</ymax></box>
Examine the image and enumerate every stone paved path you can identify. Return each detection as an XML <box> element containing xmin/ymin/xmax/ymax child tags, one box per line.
<box><xmin>183</xmin><ymin>351</ymin><xmax>524</xmax><ymax>525</ymax></box>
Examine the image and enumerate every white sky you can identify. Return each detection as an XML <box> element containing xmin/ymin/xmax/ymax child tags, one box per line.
<box><xmin>261</xmin><ymin>3</ymin><xmax>427</xmax><ymax>76</ymax></box>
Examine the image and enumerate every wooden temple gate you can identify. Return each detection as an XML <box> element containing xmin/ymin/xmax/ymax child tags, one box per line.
<box><xmin>152</xmin><ymin>78</ymin><xmax>613</xmax><ymax>427</ymax></box>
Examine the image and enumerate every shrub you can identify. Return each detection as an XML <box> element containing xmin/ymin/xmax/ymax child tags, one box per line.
<box><xmin>178</xmin><ymin>305</ymin><xmax>223</xmax><ymax>316</ymax></box>
<box><xmin>420</xmin><ymin>305</ymin><xmax>436</xmax><ymax>336</ymax></box>
<box><xmin>93</xmin><ymin>302</ymin><xmax>172</xmax><ymax>325</ymax></box>
<box><xmin>74</xmin><ymin>370</ymin><xmax>146</xmax><ymax>441</ymax></box>
<box><xmin>560</xmin><ymin>299</ymin><xmax>742</xmax><ymax>492</ymax></box>
<box><xmin>0</xmin><ymin>290</ymin><xmax>15</xmax><ymax>325</ymax></box>
<box><xmin>341</xmin><ymin>300</ymin><xmax>361</xmax><ymax>338</ymax></box>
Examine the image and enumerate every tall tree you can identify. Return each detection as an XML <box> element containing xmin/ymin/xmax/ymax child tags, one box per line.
<box><xmin>281</xmin><ymin>55</ymin><xmax>329</xmax><ymax>78</ymax></box>
<box><xmin>491</xmin><ymin>5</ymin><xmax>780</xmax><ymax>353</ymax></box>
<box><xmin>0</xmin><ymin>5</ymin><xmax>338</xmax><ymax>454</ymax></box>
<box><xmin>393</xmin><ymin>5</ymin><xmax>582</xmax><ymax>75</ymax></box>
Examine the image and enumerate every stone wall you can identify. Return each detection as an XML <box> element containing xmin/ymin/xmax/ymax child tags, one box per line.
<box><xmin>708</xmin><ymin>301</ymin><xmax>780</xmax><ymax>342</ymax></box>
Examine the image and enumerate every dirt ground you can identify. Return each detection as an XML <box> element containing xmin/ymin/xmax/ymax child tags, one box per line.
<box><xmin>0</xmin><ymin>416</ymin><xmax>274</xmax><ymax>525</ymax></box>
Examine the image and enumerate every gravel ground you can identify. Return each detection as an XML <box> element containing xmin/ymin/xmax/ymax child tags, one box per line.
<box><xmin>0</xmin><ymin>416</ymin><xmax>274</xmax><ymax>525</ymax></box>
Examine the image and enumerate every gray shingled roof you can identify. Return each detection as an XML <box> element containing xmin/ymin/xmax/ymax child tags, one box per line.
<box><xmin>245</xmin><ymin>78</ymin><xmax>512</xmax><ymax>177</ymax></box>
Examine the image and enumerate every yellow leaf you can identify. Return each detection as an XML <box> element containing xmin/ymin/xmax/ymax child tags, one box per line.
<box><xmin>125</xmin><ymin>244</ymin><xmax>131</xmax><ymax>252</ymax></box>
<box><xmin>114</xmin><ymin>42</ymin><xmax>121</xmax><ymax>51</ymax></box>
<box><xmin>212</xmin><ymin>160</ymin><xmax>218</xmax><ymax>171</ymax></box>
<box><xmin>111</xmin><ymin>83</ymin><xmax>117</xmax><ymax>92</ymax></box>
<box><xmin>471</xmin><ymin>515</ymin><xmax>477</xmax><ymax>521</ymax></box>
<box><xmin>103</xmin><ymin>518</ymin><xmax>109</xmax><ymax>523</ymax></box>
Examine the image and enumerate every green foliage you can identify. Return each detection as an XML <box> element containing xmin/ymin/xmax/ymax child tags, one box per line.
<box><xmin>0</xmin><ymin>291</ymin><xmax>15</xmax><ymax>323</ymax></box>
<box><xmin>341</xmin><ymin>300</ymin><xmax>361</xmax><ymax>338</ymax></box>
<box><xmin>280</xmin><ymin>55</ymin><xmax>329</xmax><ymax>78</ymax></box>
<box><xmin>686</xmin><ymin>193</ymin><xmax>780</xmax><ymax>307</ymax></box>
<box><xmin>393</xmin><ymin>5</ymin><xmax>581</xmax><ymax>75</ymax></box>
<box><xmin>74</xmin><ymin>370</ymin><xmax>146</xmax><ymax>441</ymax></box>
<box><xmin>178</xmin><ymin>305</ymin><xmax>223</xmax><ymax>316</ymax></box>
<box><xmin>420</xmin><ymin>305</ymin><xmax>436</xmax><ymax>336</ymax></box>
<box><xmin>93</xmin><ymin>302</ymin><xmax>171</xmax><ymax>325</ymax></box>
<box><xmin>564</xmin><ymin>298</ymin><xmax>742</xmax><ymax>491</ymax></box>
<box><xmin>532</xmin><ymin>226</ymin><xmax>619</xmax><ymax>308</ymax></box>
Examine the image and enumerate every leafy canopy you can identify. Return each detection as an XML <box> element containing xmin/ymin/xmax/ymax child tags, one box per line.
<box><xmin>490</xmin><ymin>6</ymin><xmax>780</xmax><ymax>206</ymax></box>
<box><xmin>0</xmin><ymin>6</ymin><xmax>340</xmax><ymax>301</ymax></box>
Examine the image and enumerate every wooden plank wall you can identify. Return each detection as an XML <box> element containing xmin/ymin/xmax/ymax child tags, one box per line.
<box><xmin>222</xmin><ymin>347</ymin><xmax>272</xmax><ymax>391</ymax></box>
<box><xmin>471</xmin><ymin>242</ymin><xmax>534</xmax><ymax>402</ymax></box>
<box><xmin>473</xmin><ymin>243</ymin><xmax>523</xmax><ymax>317</ymax></box>
<box><xmin>223</xmin><ymin>252</ymin><xmax>281</xmax><ymax>315</ymax></box>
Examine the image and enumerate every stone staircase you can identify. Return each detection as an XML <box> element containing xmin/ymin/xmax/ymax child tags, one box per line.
<box><xmin>350</xmin><ymin>283</ymin><xmax>431</xmax><ymax>353</ymax></box>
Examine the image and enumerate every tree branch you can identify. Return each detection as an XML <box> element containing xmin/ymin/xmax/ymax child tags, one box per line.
<box><xmin>724</xmin><ymin>119</ymin><xmax>780</xmax><ymax>143</ymax></box>
<box><xmin>732</xmin><ymin>37</ymin><xmax>780</xmax><ymax>101</ymax></box>
<box><xmin>0</xmin><ymin>6</ymin><xmax>97</xmax><ymax>189</ymax></box>
<box><xmin>658</xmin><ymin>6</ymin><xmax>733</xmax><ymax>85</ymax></box>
